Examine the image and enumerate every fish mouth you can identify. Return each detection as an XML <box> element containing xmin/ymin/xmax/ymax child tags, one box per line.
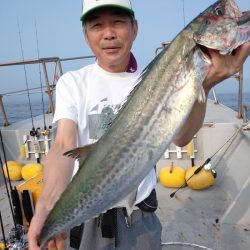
<box><xmin>195</xmin><ymin>9</ymin><xmax>250</xmax><ymax>55</ymax></box>
<box><xmin>198</xmin><ymin>45</ymin><xmax>212</xmax><ymax>62</ymax></box>
<box><xmin>238</xmin><ymin>11</ymin><xmax>250</xmax><ymax>25</ymax></box>
<box><xmin>197</xmin><ymin>44</ymin><xmax>236</xmax><ymax>60</ymax></box>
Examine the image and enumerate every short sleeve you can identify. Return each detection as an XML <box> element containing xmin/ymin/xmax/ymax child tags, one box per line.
<box><xmin>52</xmin><ymin>73</ymin><xmax>78</xmax><ymax>124</ymax></box>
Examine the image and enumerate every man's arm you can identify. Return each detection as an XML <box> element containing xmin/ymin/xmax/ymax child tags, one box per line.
<box><xmin>28</xmin><ymin>118</ymin><xmax>77</xmax><ymax>250</ymax></box>
<box><xmin>174</xmin><ymin>42</ymin><xmax>250</xmax><ymax>147</ymax></box>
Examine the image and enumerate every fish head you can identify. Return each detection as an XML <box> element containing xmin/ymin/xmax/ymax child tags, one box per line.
<box><xmin>193</xmin><ymin>0</ymin><xmax>249</xmax><ymax>55</ymax></box>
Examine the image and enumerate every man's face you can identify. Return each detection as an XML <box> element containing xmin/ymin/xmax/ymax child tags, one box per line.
<box><xmin>84</xmin><ymin>8</ymin><xmax>138</xmax><ymax>73</ymax></box>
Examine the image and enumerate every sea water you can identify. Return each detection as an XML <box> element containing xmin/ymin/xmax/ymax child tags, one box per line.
<box><xmin>0</xmin><ymin>93</ymin><xmax>250</xmax><ymax>127</ymax></box>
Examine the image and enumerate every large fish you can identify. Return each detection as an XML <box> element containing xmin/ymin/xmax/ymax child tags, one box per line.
<box><xmin>39</xmin><ymin>0</ymin><xmax>250</xmax><ymax>248</ymax></box>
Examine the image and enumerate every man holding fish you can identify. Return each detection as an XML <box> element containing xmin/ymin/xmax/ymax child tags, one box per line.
<box><xmin>28</xmin><ymin>0</ymin><xmax>250</xmax><ymax>249</ymax></box>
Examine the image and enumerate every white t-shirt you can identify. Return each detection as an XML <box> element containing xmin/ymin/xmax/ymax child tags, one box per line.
<box><xmin>53</xmin><ymin>62</ymin><xmax>156</xmax><ymax>205</ymax></box>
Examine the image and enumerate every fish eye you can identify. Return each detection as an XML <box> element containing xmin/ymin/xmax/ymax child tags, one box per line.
<box><xmin>214</xmin><ymin>7</ymin><xmax>224</xmax><ymax>16</ymax></box>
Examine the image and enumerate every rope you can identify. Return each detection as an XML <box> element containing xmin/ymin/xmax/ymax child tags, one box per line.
<box><xmin>17</xmin><ymin>18</ymin><xmax>35</xmax><ymax>130</ymax></box>
<box><xmin>162</xmin><ymin>241</ymin><xmax>214</xmax><ymax>250</ymax></box>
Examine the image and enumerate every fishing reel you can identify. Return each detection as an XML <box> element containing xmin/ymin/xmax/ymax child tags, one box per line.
<box><xmin>41</xmin><ymin>126</ymin><xmax>52</xmax><ymax>136</ymax></box>
<box><xmin>30</xmin><ymin>128</ymin><xmax>40</xmax><ymax>137</ymax></box>
<box><xmin>7</xmin><ymin>225</ymin><xmax>27</xmax><ymax>250</ymax></box>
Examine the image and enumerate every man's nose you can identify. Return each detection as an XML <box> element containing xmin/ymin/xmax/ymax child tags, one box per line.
<box><xmin>103</xmin><ymin>27</ymin><xmax>116</xmax><ymax>40</ymax></box>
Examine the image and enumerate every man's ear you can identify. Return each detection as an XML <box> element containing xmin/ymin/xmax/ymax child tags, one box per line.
<box><xmin>83</xmin><ymin>27</ymin><xmax>90</xmax><ymax>46</ymax></box>
<box><xmin>133</xmin><ymin>20</ymin><xmax>138</xmax><ymax>41</ymax></box>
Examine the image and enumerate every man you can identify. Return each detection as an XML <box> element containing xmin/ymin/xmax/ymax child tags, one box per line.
<box><xmin>28</xmin><ymin>0</ymin><xmax>250</xmax><ymax>249</ymax></box>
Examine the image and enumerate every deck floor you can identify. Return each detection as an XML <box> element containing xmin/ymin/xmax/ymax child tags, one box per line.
<box><xmin>0</xmin><ymin>184</ymin><xmax>16</xmax><ymax>240</ymax></box>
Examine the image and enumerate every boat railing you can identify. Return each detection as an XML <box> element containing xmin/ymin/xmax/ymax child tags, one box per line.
<box><xmin>0</xmin><ymin>55</ymin><xmax>95</xmax><ymax>127</ymax></box>
<box><xmin>0</xmin><ymin>50</ymin><xmax>248</xmax><ymax>127</ymax></box>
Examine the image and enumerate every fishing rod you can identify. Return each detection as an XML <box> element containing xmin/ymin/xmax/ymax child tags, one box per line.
<box><xmin>17</xmin><ymin>18</ymin><xmax>41</xmax><ymax>163</ymax></box>
<box><xmin>34</xmin><ymin>18</ymin><xmax>47</xmax><ymax>132</ymax></box>
<box><xmin>0</xmin><ymin>130</ymin><xmax>26</xmax><ymax>248</ymax></box>
<box><xmin>0</xmin><ymin>130</ymin><xmax>17</xmax><ymax>229</ymax></box>
<box><xmin>0</xmin><ymin>211</ymin><xmax>8</xmax><ymax>250</ymax></box>
<box><xmin>17</xmin><ymin>19</ymin><xmax>35</xmax><ymax>133</ymax></box>
<box><xmin>170</xmin><ymin>126</ymin><xmax>242</xmax><ymax>198</ymax></box>
<box><xmin>34</xmin><ymin>18</ymin><xmax>51</xmax><ymax>158</ymax></box>
<box><xmin>0</xmin><ymin>133</ymin><xmax>28</xmax><ymax>247</ymax></box>
<box><xmin>0</xmin><ymin>131</ymin><xmax>13</xmax><ymax>192</ymax></box>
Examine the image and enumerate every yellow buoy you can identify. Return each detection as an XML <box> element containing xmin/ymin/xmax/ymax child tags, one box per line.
<box><xmin>185</xmin><ymin>165</ymin><xmax>215</xmax><ymax>190</ymax></box>
<box><xmin>159</xmin><ymin>163</ymin><xmax>186</xmax><ymax>188</ymax></box>
<box><xmin>21</xmin><ymin>163</ymin><xmax>43</xmax><ymax>181</ymax></box>
<box><xmin>3</xmin><ymin>161</ymin><xmax>23</xmax><ymax>181</ymax></box>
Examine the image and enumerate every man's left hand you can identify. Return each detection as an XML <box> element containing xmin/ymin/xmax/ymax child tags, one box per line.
<box><xmin>203</xmin><ymin>41</ymin><xmax>250</xmax><ymax>93</ymax></box>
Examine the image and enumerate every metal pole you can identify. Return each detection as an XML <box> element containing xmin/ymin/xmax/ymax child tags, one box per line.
<box><xmin>50</xmin><ymin>60</ymin><xmax>59</xmax><ymax>102</ymax></box>
<box><xmin>42</xmin><ymin>61</ymin><xmax>55</xmax><ymax>114</ymax></box>
<box><xmin>237</xmin><ymin>67</ymin><xmax>243</xmax><ymax>119</ymax></box>
<box><xmin>211</xmin><ymin>88</ymin><xmax>218</xmax><ymax>104</ymax></box>
<box><xmin>0</xmin><ymin>95</ymin><xmax>9</xmax><ymax>127</ymax></box>
<box><xmin>242</xmin><ymin>105</ymin><xmax>248</xmax><ymax>124</ymax></box>
<box><xmin>57</xmin><ymin>60</ymin><xmax>63</xmax><ymax>76</ymax></box>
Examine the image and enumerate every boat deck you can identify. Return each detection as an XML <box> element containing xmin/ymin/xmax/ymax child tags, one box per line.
<box><xmin>156</xmin><ymin>182</ymin><xmax>250</xmax><ymax>250</ymax></box>
<box><xmin>156</xmin><ymin>100</ymin><xmax>250</xmax><ymax>249</ymax></box>
<box><xmin>0</xmin><ymin>181</ymin><xmax>22</xmax><ymax>239</ymax></box>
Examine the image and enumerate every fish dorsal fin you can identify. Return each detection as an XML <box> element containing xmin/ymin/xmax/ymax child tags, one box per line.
<box><xmin>63</xmin><ymin>143</ymin><xmax>96</xmax><ymax>166</ymax></box>
<box><xmin>137</xmin><ymin>49</ymin><xmax>164</xmax><ymax>82</ymax></box>
<box><xmin>116</xmin><ymin>53</ymin><xmax>164</xmax><ymax>113</ymax></box>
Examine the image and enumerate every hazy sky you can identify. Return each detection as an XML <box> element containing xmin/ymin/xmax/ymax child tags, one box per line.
<box><xmin>0</xmin><ymin>0</ymin><xmax>250</xmax><ymax>100</ymax></box>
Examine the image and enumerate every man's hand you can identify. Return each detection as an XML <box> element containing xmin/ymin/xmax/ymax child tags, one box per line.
<box><xmin>174</xmin><ymin>42</ymin><xmax>250</xmax><ymax>147</ymax></box>
<box><xmin>28</xmin><ymin>201</ymin><xmax>69</xmax><ymax>250</ymax></box>
<box><xmin>203</xmin><ymin>41</ymin><xmax>250</xmax><ymax>93</ymax></box>
<box><xmin>28</xmin><ymin>200</ymin><xmax>50</xmax><ymax>250</ymax></box>
<box><xmin>46</xmin><ymin>233</ymin><xmax>69</xmax><ymax>250</ymax></box>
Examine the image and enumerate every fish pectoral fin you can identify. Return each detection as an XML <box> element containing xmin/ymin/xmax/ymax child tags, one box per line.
<box><xmin>122</xmin><ymin>189</ymin><xmax>138</xmax><ymax>217</ymax></box>
<box><xmin>63</xmin><ymin>144</ymin><xmax>96</xmax><ymax>162</ymax></box>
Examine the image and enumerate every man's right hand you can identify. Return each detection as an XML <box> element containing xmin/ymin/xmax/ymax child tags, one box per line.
<box><xmin>28</xmin><ymin>201</ymin><xmax>49</xmax><ymax>250</ymax></box>
<box><xmin>28</xmin><ymin>206</ymin><xmax>68</xmax><ymax>250</ymax></box>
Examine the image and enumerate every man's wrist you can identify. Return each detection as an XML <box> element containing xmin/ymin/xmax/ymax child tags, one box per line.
<box><xmin>202</xmin><ymin>82</ymin><xmax>211</xmax><ymax>97</ymax></box>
